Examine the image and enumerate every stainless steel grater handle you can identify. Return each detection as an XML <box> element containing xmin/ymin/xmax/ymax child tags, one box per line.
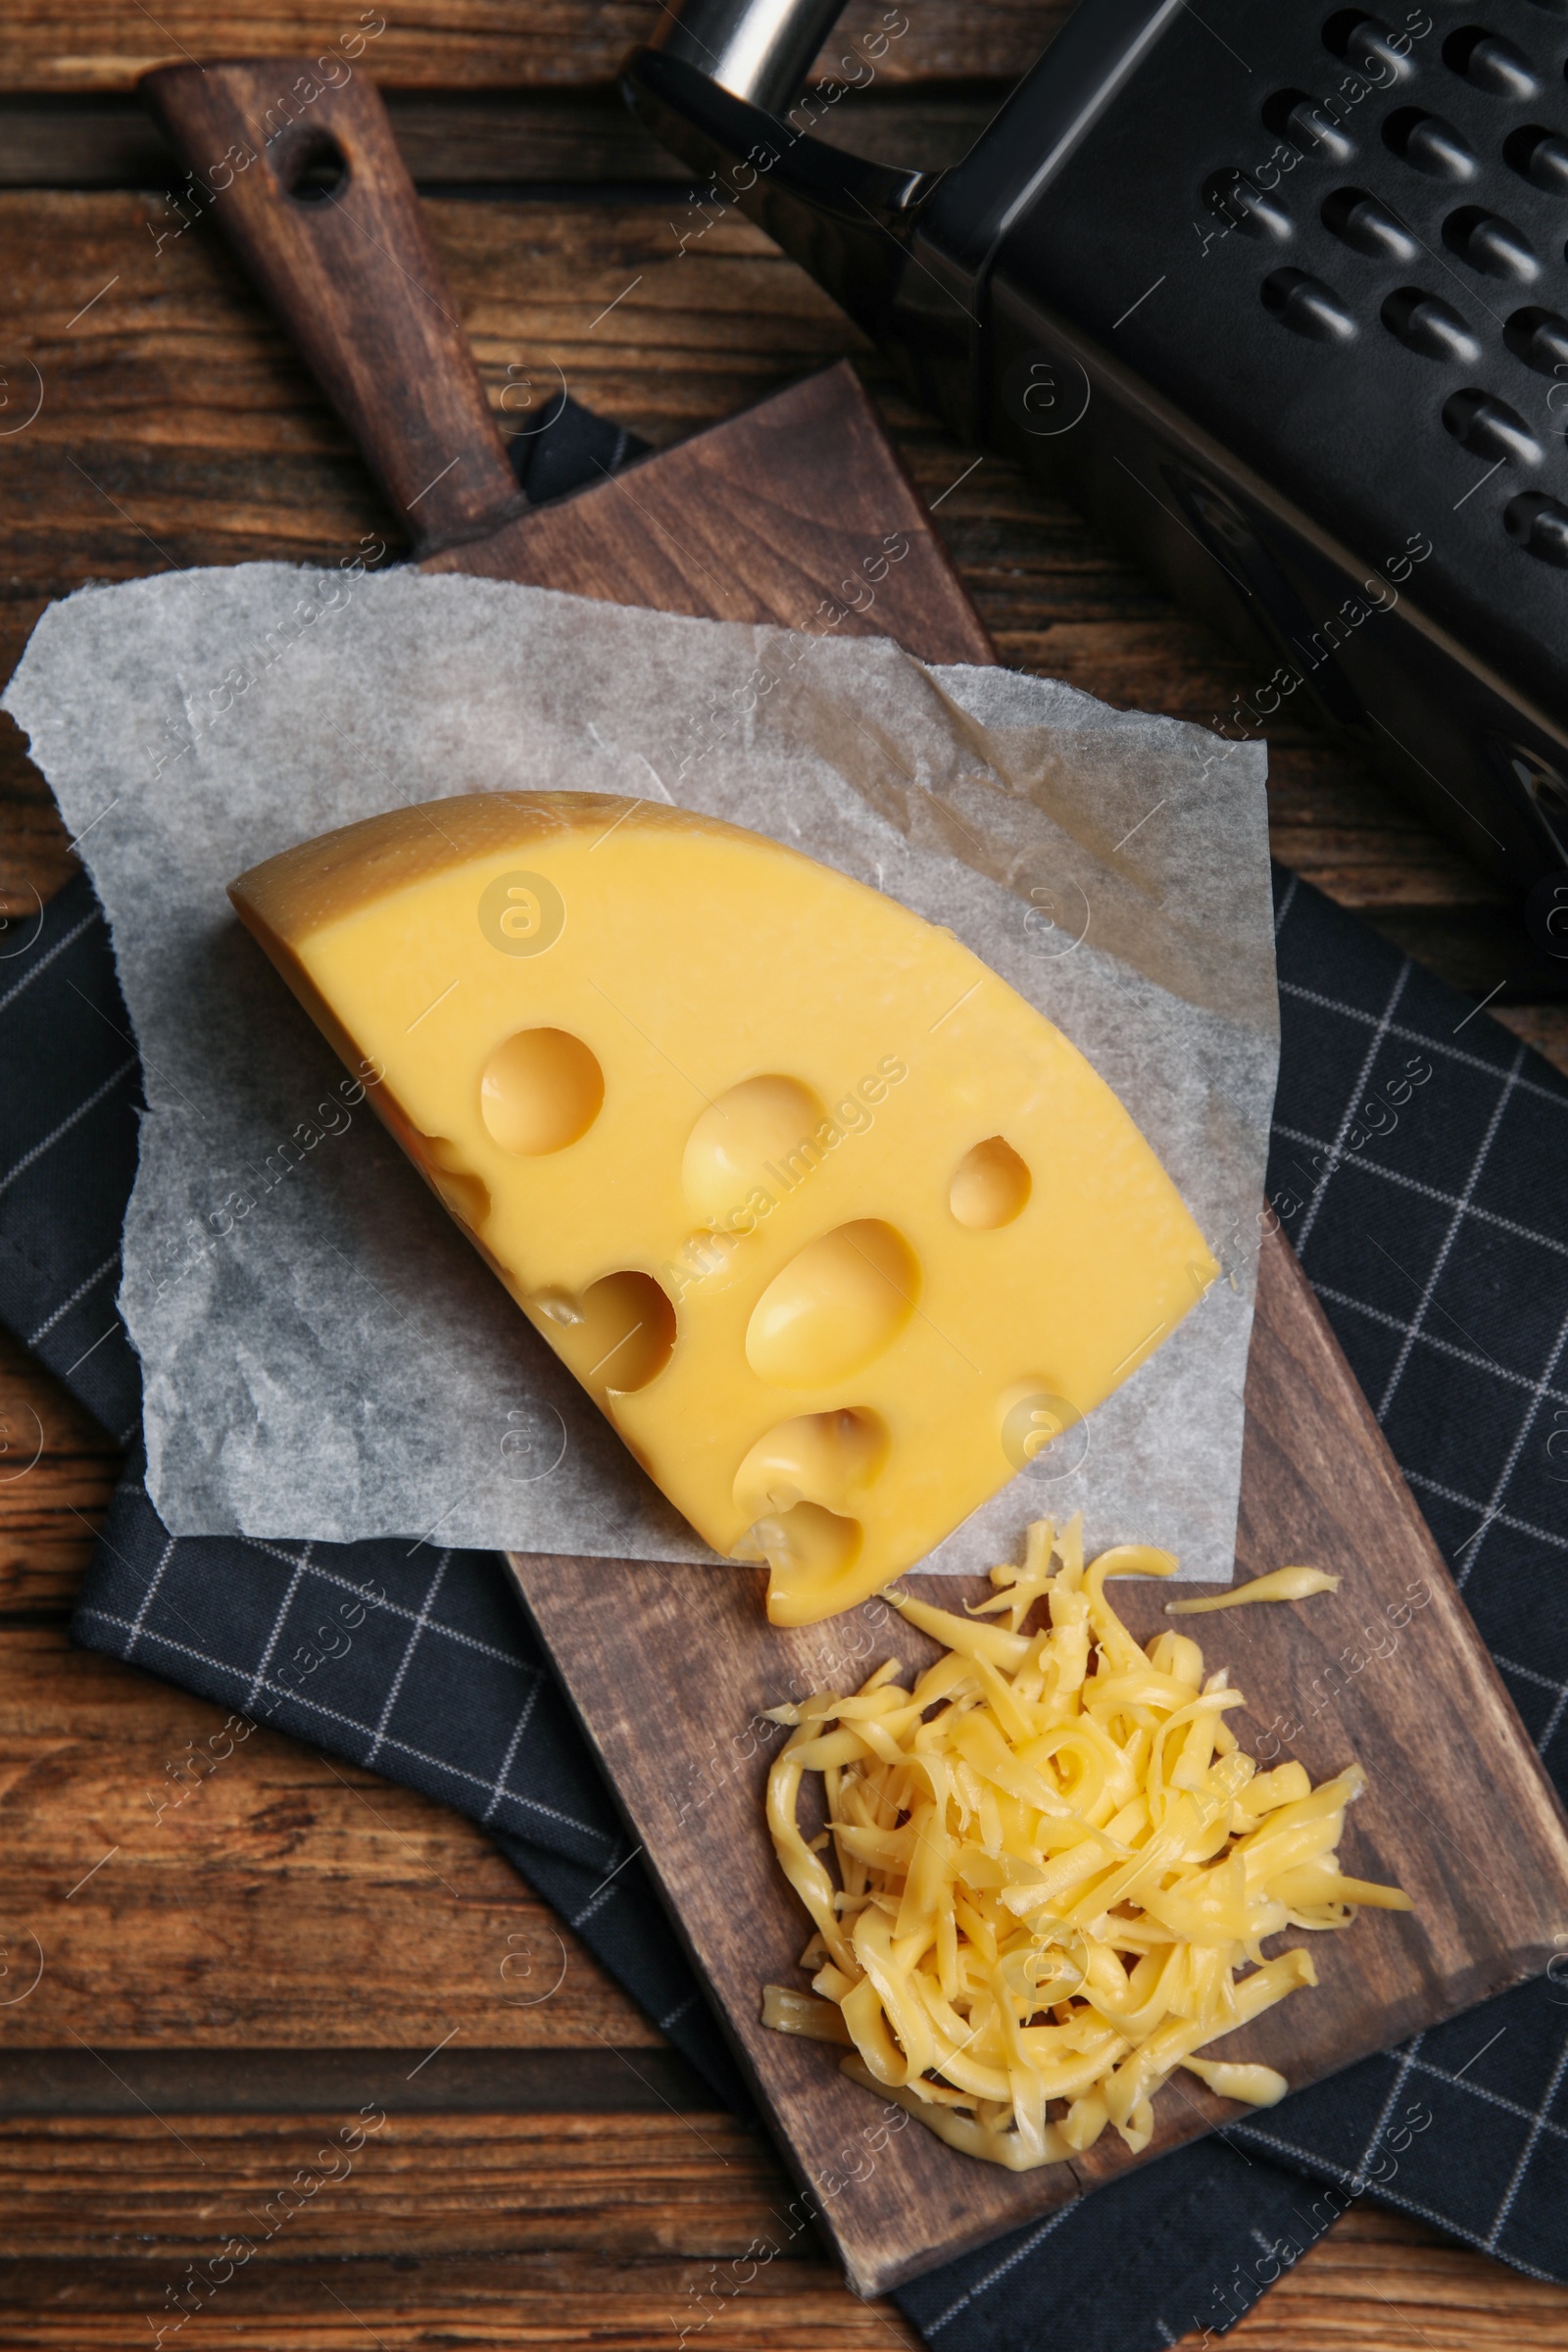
<box><xmin>649</xmin><ymin>0</ymin><xmax>852</xmax><ymax>114</ymax></box>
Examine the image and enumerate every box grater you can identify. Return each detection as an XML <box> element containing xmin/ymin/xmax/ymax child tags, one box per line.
<box><xmin>628</xmin><ymin>0</ymin><xmax>1568</xmax><ymax>915</ymax></box>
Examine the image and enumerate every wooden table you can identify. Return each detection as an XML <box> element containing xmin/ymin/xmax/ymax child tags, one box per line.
<box><xmin>2</xmin><ymin>7</ymin><xmax>1566</xmax><ymax>2344</ymax></box>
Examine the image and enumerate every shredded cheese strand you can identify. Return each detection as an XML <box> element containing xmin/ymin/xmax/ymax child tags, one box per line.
<box><xmin>761</xmin><ymin>1519</ymin><xmax>1409</xmax><ymax>2170</ymax></box>
<box><xmin>1166</xmin><ymin>1566</ymin><xmax>1342</xmax><ymax>1615</ymax></box>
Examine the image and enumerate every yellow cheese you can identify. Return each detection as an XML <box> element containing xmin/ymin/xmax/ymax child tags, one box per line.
<box><xmin>228</xmin><ymin>793</ymin><xmax>1217</xmax><ymax>1623</ymax></box>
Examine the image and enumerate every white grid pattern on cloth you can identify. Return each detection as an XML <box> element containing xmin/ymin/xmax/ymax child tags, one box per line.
<box><xmin>1276</xmin><ymin>975</ymin><xmax>1568</xmax><ymax>1116</ymax></box>
<box><xmin>1399</xmin><ymin>2048</ymin><xmax>1568</xmax><ymax>2144</ymax></box>
<box><xmin>568</xmin><ymin>1843</ymin><xmax>647</xmax><ymax>1932</ymax></box>
<box><xmin>1486</xmin><ymin>2036</ymin><xmax>1568</xmax><ymax>2253</ymax></box>
<box><xmin>366</xmin><ymin>1546</ymin><xmax>452</xmax><ymax>1766</ymax></box>
<box><xmin>1266</xmin><ymin>914</ymin><xmax>1568</xmax><ymax>1601</ymax></box>
<box><xmin>1373</xmin><ymin>1046</ymin><xmax>1524</xmax><ymax>1420</ymax></box>
<box><xmin>1233</xmin><ymin>2118</ymin><xmax>1565</xmax><ymax>2286</ymax></box>
<box><xmin>1352</xmin><ymin>2031</ymin><xmax>1425</xmax><ymax>2185</ymax></box>
<box><xmin>244</xmin><ymin>1543</ymin><xmax>313</xmax><ymax>1710</ymax></box>
<box><xmin>237</xmin><ymin>1534</ymin><xmax>536</xmax><ymax>1671</ymax></box>
<box><xmin>1450</xmin><ymin>1294</ymin><xmax>1568</xmax><ymax>1593</ymax></box>
<box><xmin>1293</xmin><ymin>960</ymin><xmax>1409</xmax><ymax>1254</ymax></box>
<box><xmin>1273</xmin><ymin>1123</ymin><xmax>1568</xmax><ymax>1263</ymax></box>
<box><xmin>122</xmin><ymin>1535</ymin><xmax>176</xmax><ymax>1657</ymax></box>
<box><xmin>74</xmin><ymin>1600</ymin><xmax>616</xmax><ymax>1852</ymax></box>
<box><xmin>1309</xmin><ymin>1281</ymin><xmax>1568</xmax><ymax>1409</ymax></box>
<box><xmin>1243</xmin><ymin>2015</ymin><xmax>1568</xmax><ymax>2271</ymax></box>
<box><xmin>1399</xmin><ymin>1470</ymin><xmax>1566</xmax><ymax>1567</ymax></box>
<box><xmin>482</xmin><ymin>1674</ymin><xmax>545</xmax><ymax>1825</ymax></box>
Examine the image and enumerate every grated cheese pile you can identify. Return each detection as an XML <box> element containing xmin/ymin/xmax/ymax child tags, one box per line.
<box><xmin>761</xmin><ymin>1518</ymin><xmax>1411</xmax><ymax>2171</ymax></box>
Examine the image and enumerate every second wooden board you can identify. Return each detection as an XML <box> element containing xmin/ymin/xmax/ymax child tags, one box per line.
<box><xmin>512</xmin><ymin>1232</ymin><xmax>1568</xmax><ymax>2298</ymax></box>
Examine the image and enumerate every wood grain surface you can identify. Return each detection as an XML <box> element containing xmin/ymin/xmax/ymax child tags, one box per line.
<box><xmin>0</xmin><ymin>87</ymin><xmax>1001</xmax><ymax>189</ymax></box>
<box><xmin>3</xmin><ymin>11</ymin><xmax>1568</xmax><ymax>2343</ymax></box>
<box><xmin>0</xmin><ymin>1625</ymin><xmax>660</xmax><ymax>2052</ymax></box>
<box><xmin>428</xmin><ymin>358</ymin><xmax>996</xmax><ymax>661</ymax></box>
<box><xmin>0</xmin><ymin>2211</ymin><xmax>1559</xmax><ymax>2351</ymax></box>
<box><xmin>0</xmin><ymin>1</ymin><xmax>1071</xmax><ymax>93</ymax></box>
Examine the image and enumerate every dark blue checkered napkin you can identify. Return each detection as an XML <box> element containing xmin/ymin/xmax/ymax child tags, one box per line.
<box><xmin>5</xmin><ymin>865</ymin><xmax>1567</xmax><ymax>2348</ymax></box>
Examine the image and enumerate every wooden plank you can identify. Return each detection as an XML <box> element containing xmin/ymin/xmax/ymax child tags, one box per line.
<box><xmin>0</xmin><ymin>90</ymin><xmax>1566</xmax><ymax>2352</ymax></box>
<box><xmin>0</xmin><ymin>2</ymin><xmax>1069</xmax><ymax>95</ymax></box>
<box><xmin>0</xmin><ymin>92</ymin><xmax>696</xmax><ymax>188</ymax></box>
<box><xmin>0</xmin><ymin>156</ymin><xmax>1564</xmax><ymax>2166</ymax></box>
<box><xmin>0</xmin><ymin>2109</ymin><xmax>775</xmax><ymax>2261</ymax></box>
<box><xmin>3</xmin><ymin>2247</ymin><xmax>916</xmax><ymax>2352</ymax></box>
<box><xmin>0</xmin><ymin>2044</ymin><xmax>710</xmax><ymax>2114</ymax></box>
<box><xmin>0</xmin><ymin>2140</ymin><xmax>1564</xmax><ymax>2352</ymax></box>
<box><xmin>0</xmin><ymin>2162</ymin><xmax>1566</xmax><ymax>2348</ymax></box>
<box><xmin>513</xmin><ymin>1231</ymin><xmax>1568</xmax><ymax>2297</ymax></box>
<box><xmin>3</xmin><ymin>151</ymin><xmax>1568</xmax><ymax>2295</ymax></box>
<box><xmin>0</xmin><ymin>1330</ymin><xmax>118</xmax><ymax>1618</ymax></box>
<box><xmin>0</xmin><ymin>1623</ymin><xmax>660</xmax><ymax>2050</ymax></box>
<box><xmin>0</xmin><ymin>88</ymin><xmax>999</xmax><ymax>188</ymax></box>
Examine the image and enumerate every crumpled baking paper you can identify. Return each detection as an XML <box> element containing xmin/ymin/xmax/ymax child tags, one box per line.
<box><xmin>5</xmin><ymin>564</ymin><xmax>1276</xmax><ymax>1576</ymax></box>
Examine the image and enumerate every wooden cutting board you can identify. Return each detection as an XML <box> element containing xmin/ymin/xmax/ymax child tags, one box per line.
<box><xmin>143</xmin><ymin>56</ymin><xmax>1568</xmax><ymax>2304</ymax></box>
<box><xmin>513</xmin><ymin>1229</ymin><xmax>1568</xmax><ymax>2297</ymax></box>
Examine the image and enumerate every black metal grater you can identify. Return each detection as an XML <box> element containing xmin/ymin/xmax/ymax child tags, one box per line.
<box><xmin>628</xmin><ymin>0</ymin><xmax>1568</xmax><ymax>919</ymax></box>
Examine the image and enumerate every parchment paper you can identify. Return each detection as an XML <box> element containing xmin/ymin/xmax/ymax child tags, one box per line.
<box><xmin>5</xmin><ymin>564</ymin><xmax>1276</xmax><ymax>1577</ymax></box>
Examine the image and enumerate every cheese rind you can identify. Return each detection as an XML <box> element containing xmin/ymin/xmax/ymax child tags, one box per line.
<box><xmin>229</xmin><ymin>793</ymin><xmax>1217</xmax><ymax>1622</ymax></box>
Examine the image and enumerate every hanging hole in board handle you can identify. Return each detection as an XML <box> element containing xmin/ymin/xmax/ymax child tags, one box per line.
<box><xmin>277</xmin><ymin>127</ymin><xmax>350</xmax><ymax>205</ymax></box>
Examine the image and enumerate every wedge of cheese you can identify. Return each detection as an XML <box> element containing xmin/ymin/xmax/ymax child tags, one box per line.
<box><xmin>229</xmin><ymin>794</ymin><xmax>1216</xmax><ymax>1624</ymax></box>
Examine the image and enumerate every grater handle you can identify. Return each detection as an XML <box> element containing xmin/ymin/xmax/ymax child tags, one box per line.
<box><xmin>621</xmin><ymin>30</ymin><xmax>941</xmax><ymax>353</ymax></box>
<box><xmin>649</xmin><ymin>0</ymin><xmax>853</xmax><ymax>115</ymax></box>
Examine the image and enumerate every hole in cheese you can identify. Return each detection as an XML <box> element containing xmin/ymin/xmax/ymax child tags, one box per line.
<box><xmin>745</xmin><ymin>1220</ymin><xmax>918</xmax><ymax>1387</ymax></box>
<box><xmin>412</xmin><ymin>1134</ymin><xmax>492</xmax><ymax>1233</ymax></box>
<box><xmin>548</xmin><ymin>1269</ymin><xmax>675</xmax><ymax>1394</ymax></box>
<box><xmin>742</xmin><ymin>1499</ymin><xmax>862</xmax><ymax>1601</ymax></box>
<box><xmin>951</xmin><ymin>1135</ymin><xmax>1031</xmax><ymax>1229</ymax></box>
<box><xmin>732</xmin><ymin>1407</ymin><xmax>889</xmax><ymax>1520</ymax></box>
<box><xmin>682</xmin><ymin>1075</ymin><xmax>826</xmax><ymax>1225</ymax></box>
<box><xmin>480</xmin><ymin>1027</ymin><xmax>605</xmax><ymax>1155</ymax></box>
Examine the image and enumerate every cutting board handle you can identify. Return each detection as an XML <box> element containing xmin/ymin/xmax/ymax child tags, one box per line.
<box><xmin>141</xmin><ymin>59</ymin><xmax>525</xmax><ymax>556</ymax></box>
